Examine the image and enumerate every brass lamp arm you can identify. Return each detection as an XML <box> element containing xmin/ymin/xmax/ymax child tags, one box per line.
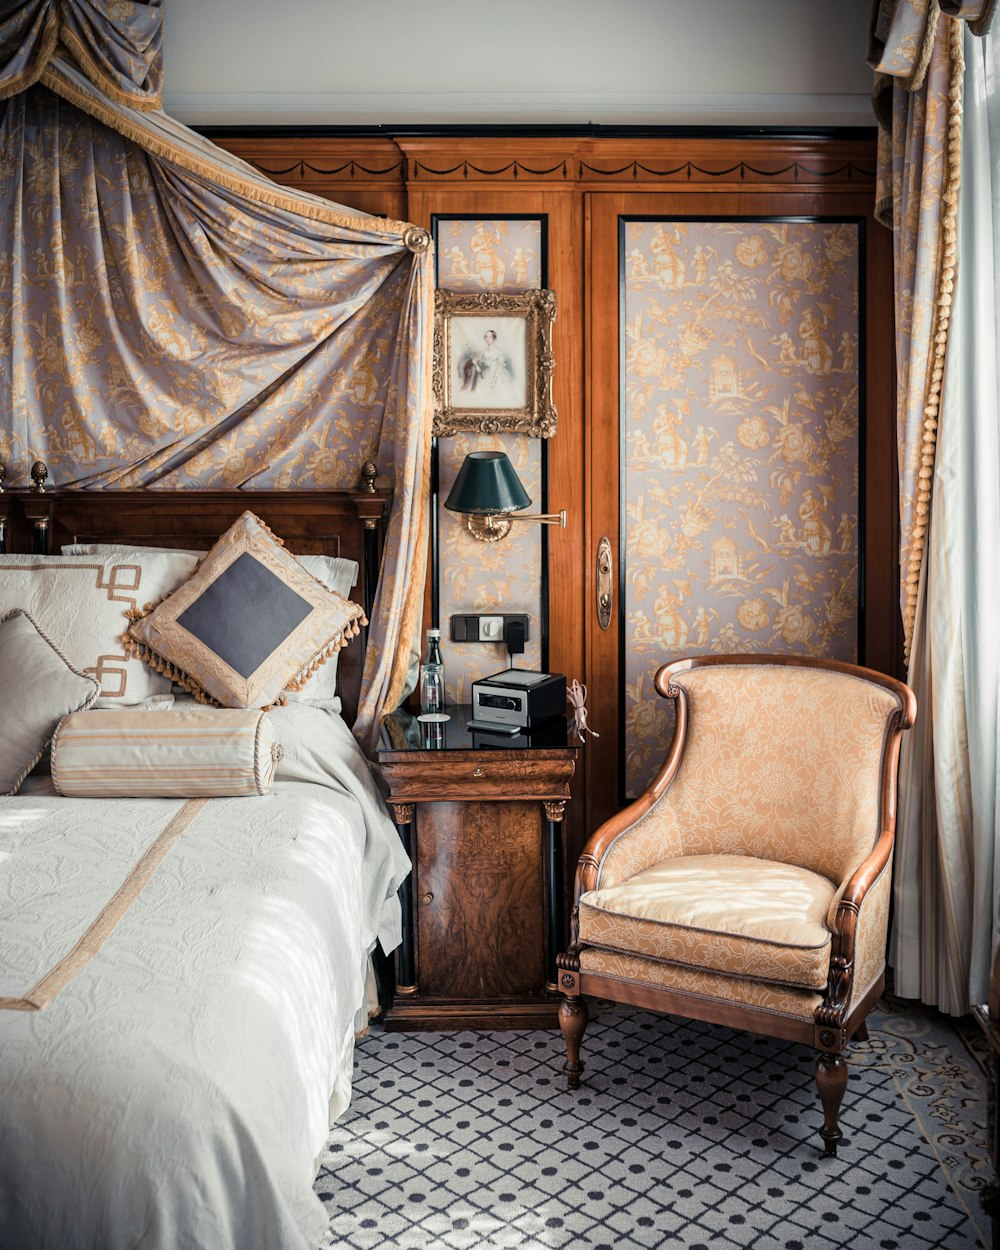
<box><xmin>465</xmin><ymin>509</ymin><xmax>567</xmax><ymax>543</ymax></box>
<box><xmin>507</xmin><ymin>509</ymin><xmax>567</xmax><ymax>528</ymax></box>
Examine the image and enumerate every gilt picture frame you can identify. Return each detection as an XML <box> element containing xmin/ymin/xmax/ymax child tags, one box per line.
<box><xmin>432</xmin><ymin>289</ymin><xmax>557</xmax><ymax>438</ymax></box>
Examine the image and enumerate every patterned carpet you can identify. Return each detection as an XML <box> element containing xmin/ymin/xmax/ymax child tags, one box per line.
<box><xmin>316</xmin><ymin>999</ymin><xmax>991</xmax><ymax>1249</ymax></box>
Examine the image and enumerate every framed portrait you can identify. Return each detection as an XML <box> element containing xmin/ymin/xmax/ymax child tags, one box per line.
<box><xmin>432</xmin><ymin>289</ymin><xmax>557</xmax><ymax>438</ymax></box>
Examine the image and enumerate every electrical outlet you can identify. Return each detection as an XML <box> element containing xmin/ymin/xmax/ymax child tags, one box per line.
<box><xmin>450</xmin><ymin>613</ymin><xmax>531</xmax><ymax>644</ymax></box>
<box><xmin>479</xmin><ymin>615</ymin><xmax>504</xmax><ymax>641</ymax></box>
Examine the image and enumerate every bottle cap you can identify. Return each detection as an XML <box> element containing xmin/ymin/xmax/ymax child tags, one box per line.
<box><xmin>427</xmin><ymin>628</ymin><xmax>441</xmax><ymax>638</ymax></box>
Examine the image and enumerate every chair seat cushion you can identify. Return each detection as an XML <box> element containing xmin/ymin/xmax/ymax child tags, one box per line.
<box><xmin>579</xmin><ymin>854</ymin><xmax>835</xmax><ymax>990</ymax></box>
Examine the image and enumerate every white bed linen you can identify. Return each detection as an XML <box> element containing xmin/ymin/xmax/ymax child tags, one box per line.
<box><xmin>0</xmin><ymin>704</ymin><xmax>409</xmax><ymax>1250</ymax></box>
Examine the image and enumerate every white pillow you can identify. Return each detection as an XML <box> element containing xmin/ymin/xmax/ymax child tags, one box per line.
<box><xmin>0</xmin><ymin>608</ymin><xmax>100</xmax><ymax>794</ymax></box>
<box><xmin>62</xmin><ymin>544</ymin><xmax>359</xmax><ymax>711</ymax></box>
<box><xmin>0</xmin><ymin>553</ymin><xmax>193</xmax><ymax>706</ymax></box>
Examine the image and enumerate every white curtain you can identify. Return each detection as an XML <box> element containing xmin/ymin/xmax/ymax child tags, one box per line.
<box><xmin>892</xmin><ymin>25</ymin><xmax>1000</xmax><ymax>1013</ymax></box>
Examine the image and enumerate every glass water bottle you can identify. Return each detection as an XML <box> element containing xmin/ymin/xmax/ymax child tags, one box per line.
<box><xmin>419</xmin><ymin>628</ymin><xmax>445</xmax><ymax>715</ymax></box>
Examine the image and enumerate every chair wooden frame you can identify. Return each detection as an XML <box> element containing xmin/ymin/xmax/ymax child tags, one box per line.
<box><xmin>556</xmin><ymin>653</ymin><xmax>917</xmax><ymax>1155</ymax></box>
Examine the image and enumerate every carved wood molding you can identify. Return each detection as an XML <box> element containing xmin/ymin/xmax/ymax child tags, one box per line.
<box><xmin>211</xmin><ymin>136</ymin><xmax>878</xmax><ymax>196</ymax></box>
<box><xmin>576</xmin><ymin>157</ymin><xmax>876</xmax><ymax>184</ymax></box>
<box><xmin>410</xmin><ymin>157</ymin><xmax>572</xmax><ymax>182</ymax></box>
<box><xmin>251</xmin><ymin>158</ymin><xmax>406</xmax><ymax>182</ymax></box>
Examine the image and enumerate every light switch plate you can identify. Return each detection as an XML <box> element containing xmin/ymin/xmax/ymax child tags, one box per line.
<box><xmin>450</xmin><ymin>613</ymin><xmax>530</xmax><ymax>644</ymax></box>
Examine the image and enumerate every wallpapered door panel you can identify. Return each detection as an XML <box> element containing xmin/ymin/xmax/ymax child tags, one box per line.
<box><xmin>435</xmin><ymin>219</ymin><xmax>544</xmax><ymax>703</ymax></box>
<box><xmin>623</xmin><ymin>219</ymin><xmax>861</xmax><ymax>797</ymax></box>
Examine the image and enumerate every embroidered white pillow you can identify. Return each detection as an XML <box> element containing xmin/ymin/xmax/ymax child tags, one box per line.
<box><xmin>0</xmin><ymin>554</ymin><xmax>193</xmax><ymax>706</ymax></box>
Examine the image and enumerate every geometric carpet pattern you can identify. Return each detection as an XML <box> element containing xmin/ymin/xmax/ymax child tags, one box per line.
<box><xmin>317</xmin><ymin>1001</ymin><xmax>990</xmax><ymax>1249</ymax></box>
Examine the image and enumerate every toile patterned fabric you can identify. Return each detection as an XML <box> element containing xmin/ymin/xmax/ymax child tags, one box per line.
<box><xmin>892</xmin><ymin>22</ymin><xmax>1000</xmax><ymax>1017</ymax></box>
<box><xmin>126</xmin><ymin>512</ymin><xmax>365</xmax><ymax>710</ymax></box>
<box><xmin>578</xmin><ymin>948</ymin><xmax>824</xmax><ymax>1021</ymax></box>
<box><xmin>871</xmin><ymin>1</ymin><xmax>999</xmax><ymax>1018</ymax></box>
<box><xmin>580</xmin><ymin>854</ymin><xmax>835</xmax><ymax>990</ymax></box>
<box><xmin>0</xmin><ymin>32</ymin><xmax>434</xmax><ymax>752</ymax></box>
<box><xmin>622</xmin><ymin>220</ymin><xmax>861</xmax><ymax>796</ymax></box>
<box><xmin>435</xmin><ymin>219</ymin><xmax>544</xmax><ymax>702</ymax></box>
<box><xmin>598</xmin><ymin>664</ymin><xmax>903</xmax><ymax>893</ymax></box>
<box><xmin>869</xmin><ymin>8</ymin><xmax>966</xmax><ymax>659</ymax></box>
<box><xmin>0</xmin><ymin>0</ymin><xmax>162</xmax><ymax>109</ymax></box>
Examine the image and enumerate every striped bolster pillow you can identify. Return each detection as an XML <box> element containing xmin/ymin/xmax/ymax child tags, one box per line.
<box><xmin>52</xmin><ymin>708</ymin><xmax>281</xmax><ymax>798</ymax></box>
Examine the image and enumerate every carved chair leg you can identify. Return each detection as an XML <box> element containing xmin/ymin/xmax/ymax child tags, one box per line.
<box><xmin>559</xmin><ymin>996</ymin><xmax>588</xmax><ymax>1090</ymax></box>
<box><xmin>852</xmin><ymin>1021</ymin><xmax>869</xmax><ymax>1043</ymax></box>
<box><xmin>815</xmin><ymin>1051</ymin><xmax>848</xmax><ymax>1156</ymax></box>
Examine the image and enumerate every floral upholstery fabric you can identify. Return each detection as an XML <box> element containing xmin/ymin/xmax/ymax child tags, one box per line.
<box><xmin>598</xmin><ymin>665</ymin><xmax>903</xmax><ymax>891</ymax></box>
<box><xmin>578</xmin><ymin>948</ymin><xmax>823</xmax><ymax>1022</ymax></box>
<box><xmin>580</xmin><ymin>854</ymin><xmax>835</xmax><ymax>990</ymax></box>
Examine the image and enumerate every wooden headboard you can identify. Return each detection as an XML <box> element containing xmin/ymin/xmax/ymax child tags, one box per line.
<box><xmin>0</xmin><ymin>462</ymin><xmax>392</xmax><ymax>726</ymax></box>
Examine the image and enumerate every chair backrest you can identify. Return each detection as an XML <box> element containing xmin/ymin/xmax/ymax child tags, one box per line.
<box><xmin>655</xmin><ymin>658</ymin><xmax>912</xmax><ymax>885</ymax></box>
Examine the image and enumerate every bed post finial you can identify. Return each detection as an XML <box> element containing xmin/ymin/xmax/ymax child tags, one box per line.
<box><xmin>360</xmin><ymin>460</ymin><xmax>377</xmax><ymax>493</ymax></box>
<box><xmin>30</xmin><ymin>461</ymin><xmax>48</xmax><ymax>492</ymax></box>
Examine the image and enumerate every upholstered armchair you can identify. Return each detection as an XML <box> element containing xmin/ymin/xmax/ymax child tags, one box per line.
<box><xmin>557</xmin><ymin>655</ymin><xmax>916</xmax><ymax>1155</ymax></box>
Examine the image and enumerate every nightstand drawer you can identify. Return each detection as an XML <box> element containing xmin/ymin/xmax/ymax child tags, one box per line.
<box><xmin>379</xmin><ymin>753</ymin><xmax>575</xmax><ymax>802</ymax></box>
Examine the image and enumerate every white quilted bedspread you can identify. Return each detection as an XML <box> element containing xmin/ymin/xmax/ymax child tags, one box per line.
<box><xmin>0</xmin><ymin>705</ymin><xmax>409</xmax><ymax>1250</ymax></box>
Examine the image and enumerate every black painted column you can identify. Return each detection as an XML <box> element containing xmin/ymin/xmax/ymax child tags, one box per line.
<box><xmin>544</xmin><ymin>800</ymin><xmax>566</xmax><ymax>992</ymax></box>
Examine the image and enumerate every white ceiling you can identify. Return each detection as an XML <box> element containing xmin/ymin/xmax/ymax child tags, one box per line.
<box><xmin>162</xmin><ymin>0</ymin><xmax>875</xmax><ymax>127</ymax></box>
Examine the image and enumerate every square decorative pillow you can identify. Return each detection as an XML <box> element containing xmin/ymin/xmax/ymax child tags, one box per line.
<box><xmin>0</xmin><ymin>554</ymin><xmax>189</xmax><ymax>706</ymax></box>
<box><xmin>125</xmin><ymin>512</ymin><xmax>365</xmax><ymax>709</ymax></box>
<box><xmin>65</xmin><ymin>543</ymin><xmax>358</xmax><ymax>710</ymax></box>
<box><xmin>0</xmin><ymin>608</ymin><xmax>100</xmax><ymax>795</ymax></box>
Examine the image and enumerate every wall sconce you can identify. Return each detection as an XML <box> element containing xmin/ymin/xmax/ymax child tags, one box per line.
<box><xmin>444</xmin><ymin>451</ymin><xmax>567</xmax><ymax>543</ymax></box>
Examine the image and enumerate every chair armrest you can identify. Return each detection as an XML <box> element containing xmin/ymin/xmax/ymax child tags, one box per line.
<box><xmin>831</xmin><ymin>829</ymin><xmax>894</xmax><ymax>931</ymax></box>
<box><xmin>564</xmin><ymin>683</ymin><xmax>692</xmax><ymax>955</ymax></box>
<box><xmin>573</xmin><ymin>680</ymin><xmax>692</xmax><ymax>904</ymax></box>
<box><xmin>820</xmin><ymin>829</ymin><xmax>894</xmax><ymax>1028</ymax></box>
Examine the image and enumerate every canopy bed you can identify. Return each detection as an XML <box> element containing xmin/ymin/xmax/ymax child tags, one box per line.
<box><xmin>0</xmin><ymin>480</ymin><xmax>414</xmax><ymax>1250</ymax></box>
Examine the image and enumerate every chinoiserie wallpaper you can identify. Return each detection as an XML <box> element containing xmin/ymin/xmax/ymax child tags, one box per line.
<box><xmin>623</xmin><ymin>220</ymin><xmax>861</xmax><ymax>796</ymax></box>
<box><xmin>436</xmin><ymin>219</ymin><xmax>544</xmax><ymax>703</ymax></box>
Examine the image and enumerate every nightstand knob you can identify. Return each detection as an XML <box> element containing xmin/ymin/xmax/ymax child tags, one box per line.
<box><xmin>473</xmin><ymin>765</ymin><xmax>484</xmax><ymax>777</ymax></box>
<box><xmin>422</xmin><ymin>892</ymin><xmax>434</xmax><ymax>904</ymax></box>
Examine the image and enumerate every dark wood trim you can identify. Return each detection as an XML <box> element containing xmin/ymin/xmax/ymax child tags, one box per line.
<box><xmin>383</xmin><ymin>999</ymin><xmax>559</xmax><ymax>1032</ymax></box>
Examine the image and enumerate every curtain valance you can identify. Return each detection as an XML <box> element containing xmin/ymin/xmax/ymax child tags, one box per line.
<box><xmin>0</xmin><ymin>0</ymin><xmax>162</xmax><ymax>109</ymax></box>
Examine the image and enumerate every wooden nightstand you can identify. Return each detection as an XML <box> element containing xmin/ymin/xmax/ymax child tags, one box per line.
<box><xmin>378</xmin><ymin>705</ymin><xmax>579</xmax><ymax>1031</ymax></box>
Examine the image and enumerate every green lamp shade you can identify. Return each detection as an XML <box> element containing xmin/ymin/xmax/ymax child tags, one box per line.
<box><xmin>443</xmin><ymin>451</ymin><xmax>532</xmax><ymax>515</ymax></box>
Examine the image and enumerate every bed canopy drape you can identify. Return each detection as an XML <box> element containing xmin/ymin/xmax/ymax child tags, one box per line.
<box><xmin>0</xmin><ymin>0</ymin><xmax>434</xmax><ymax>752</ymax></box>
